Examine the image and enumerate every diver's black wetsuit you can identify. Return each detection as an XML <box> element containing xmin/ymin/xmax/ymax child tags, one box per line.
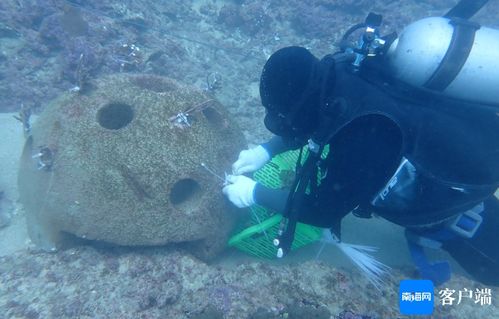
<box><xmin>255</xmin><ymin>115</ymin><xmax>402</xmax><ymax>227</ymax></box>
<box><xmin>255</xmin><ymin>57</ymin><xmax>499</xmax><ymax>285</ymax></box>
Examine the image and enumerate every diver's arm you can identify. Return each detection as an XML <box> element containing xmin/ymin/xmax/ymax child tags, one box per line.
<box><xmin>253</xmin><ymin>115</ymin><xmax>402</xmax><ymax>218</ymax></box>
<box><xmin>281</xmin><ymin>114</ymin><xmax>403</xmax><ymax>228</ymax></box>
<box><xmin>299</xmin><ymin>114</ymin><xmax>403</xmax><ymax>227</ymax></box>
<box><xmin>223</xmin><ymin>175</ymin><xmax>290</xmax><ymax>210</ymax></box>
<box><xmin>231</xmin><ymin>136</ymin><xmax>304</xmax><ymax>176</ymax></box>
<box><xmin>253</xmin><ymin>183</ymin><xmax>328</xmax><ymax>224</ymax></box>
<box><xmin>252</xmin><ymin>135</ymin><xmax>306</xmax><ymax>211</ymax></box>
<box><xmin>261</xmin><ymin>135</ymin><xmax>303</xmax><ymax>157</ymax></box>
<box><xmin>254</xmin><ymin>181</ymin><xmax>348</xmax><ymax>228</ymax></box>
<box><xmin>253</xmin><ymin>183</ymin><xmax>289</xmax><ymax>212</ymax></box>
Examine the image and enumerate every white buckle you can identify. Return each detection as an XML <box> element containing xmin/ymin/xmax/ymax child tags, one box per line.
<box><xmin>448</xmin><ymin>203</ymin><xmax>483</xmax><ymax>238</ymax></box>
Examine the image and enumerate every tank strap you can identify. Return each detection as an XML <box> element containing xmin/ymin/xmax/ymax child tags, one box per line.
<box><xmin>444</xmin><ymin>0</ymin><xmax>489</xmax><ymax>20</ymax></box>
<box><xmin>424</xmin><ymin>18</ymin><xmax>480</xmax><ymax>91</ymax></box>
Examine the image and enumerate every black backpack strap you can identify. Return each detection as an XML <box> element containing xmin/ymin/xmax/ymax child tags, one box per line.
<box><xmin>274</xmin><ymin>54</ymin><xmax>354</xmax><ymax>257</ymax></box>
<box><xmin>276</xmin><ymin>149</ymin><xmax>321</xmax><ymax>255</ymax></box>
<box><xmin>424</xmin><ymin>18</ymin><xmax>480</xmax><ymax>91</ymax></box>
<box><xmin>424</xmin><ymin>0</ymin><xmax>488</xmax><ymax>91</ymax></box>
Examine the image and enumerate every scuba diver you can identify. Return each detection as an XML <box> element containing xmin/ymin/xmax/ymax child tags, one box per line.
<box><xmin>222</xmin><ymin>0</ymin><xmax>499</xmax><ymax>286</ymax></box>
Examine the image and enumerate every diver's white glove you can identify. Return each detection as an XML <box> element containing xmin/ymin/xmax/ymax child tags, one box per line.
<box><xmin>232</xmin><ymin>145</ymin><xmax>270</xmax><ymax>175</ymax></box>
<box><xmin>222</xmin><ymin>175</ymin><xmax>257</xmax><ymax>208</ymax></box>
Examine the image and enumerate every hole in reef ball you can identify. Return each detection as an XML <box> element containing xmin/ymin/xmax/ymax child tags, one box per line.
<box><xmin>97</xmin><ymin>102</ymin><xmax>134</xmax><ymax>130</ymax></box>
<box><xmin>202</xmin><ymin>107</ymin><xmax>224</xmax><ymax>126</ymax></box>
<box><xmin>169</xmin><ymin>178</ymin><xmax>202</xmax><ymax>206</ymax></box>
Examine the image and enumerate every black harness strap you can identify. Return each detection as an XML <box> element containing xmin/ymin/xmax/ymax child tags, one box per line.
<box><xmin>276</xmin><ymin>55</ymin><xmax>343</xmax><ymax>255</ymax></box>
<box><xmin>278</xmin><ymin>148</ymin><xmax>322</xmax><ymax>254</ymax></box>
<box><xmin>424</xmin><ymin>18</ymin><xmax>480</xmax><ymax>92</ymax></box>
<box><xmin>444</xmin><ymin>0</ymin><xmax>489</xmax><ymax>20</ymax></box>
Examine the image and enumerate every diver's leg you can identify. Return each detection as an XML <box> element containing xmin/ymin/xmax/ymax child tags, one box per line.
<box><xmin>442</xmin><ymin>196</ymin><xmax>499</xmax><ymax>286</ymax></box>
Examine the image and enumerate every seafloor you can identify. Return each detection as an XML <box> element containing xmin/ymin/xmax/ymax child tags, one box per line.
<box><xmin>1</xmin><ymin>0</ymin><xmax>498</xmax><ymax>318</ymax></box>
<box><xmin>1</xmin><ymin>244</ymin><xmax>497</xmax><ymax>319</ymax></box>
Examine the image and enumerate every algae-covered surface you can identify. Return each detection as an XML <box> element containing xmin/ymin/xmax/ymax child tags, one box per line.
<box><xmin>1</xmin><ymin>245</ymin><xmax>497</xmax><ymax>319</ymax></box>
<box><xmin>1</xmin><ymin>0</ymin><xmax>498</xmax><ymax>318</ymax></box>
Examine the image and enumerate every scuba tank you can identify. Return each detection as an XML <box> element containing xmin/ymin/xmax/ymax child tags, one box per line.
<box><xmin>385</xmin><ymin>17</ymin><xmax>499</xmax><ymax>106</ymax></box>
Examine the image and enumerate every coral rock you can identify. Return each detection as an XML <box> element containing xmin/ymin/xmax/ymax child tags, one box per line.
<box><xmin>18</xmin><ymin>74</ymin><xmax>246</xmax><ymax>260</ymax></box>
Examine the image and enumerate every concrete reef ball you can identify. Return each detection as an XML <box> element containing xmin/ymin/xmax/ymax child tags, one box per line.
<box><xmin>18</xmin><ymin>74</ymin><xmax>246</xmax><ymax>260</ymax></box>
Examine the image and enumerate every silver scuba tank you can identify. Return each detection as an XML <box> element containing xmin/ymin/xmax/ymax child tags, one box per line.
<box><xmin>386</xmin><ymin>17</ymin><xmax>499</xmax><ymax>105</ymax></box>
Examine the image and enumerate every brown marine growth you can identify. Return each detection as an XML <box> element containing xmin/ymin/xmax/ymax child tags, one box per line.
<box><xmin>18</xmin><ymin>74</ymin><xmax>246</xmax><ymax>260</ymax></box>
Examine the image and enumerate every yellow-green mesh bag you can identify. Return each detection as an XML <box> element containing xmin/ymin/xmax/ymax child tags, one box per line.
<box><xmin>228</xmin><ymin>147</ymin><xmax>328</xmax><ymax>259</ymax></box>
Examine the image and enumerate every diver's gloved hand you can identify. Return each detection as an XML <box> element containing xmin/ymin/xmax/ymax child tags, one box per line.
<box><xmin>222</xmin><ymin>175</ymin><xmax>257</xmax><ymax>208</ymax></box>
<box><xmin>232</xmin><ymin>145</ymin><xmax>270</xmax><ymax>175</ymax></box>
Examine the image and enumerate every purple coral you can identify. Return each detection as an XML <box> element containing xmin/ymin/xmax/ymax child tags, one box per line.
<box><xmin>210</xmin><ymin>285</ymin><xmax>241</xmax><ymax>315</ymax></box>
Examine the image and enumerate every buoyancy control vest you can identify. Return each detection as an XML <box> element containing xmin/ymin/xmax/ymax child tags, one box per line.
<box><xmin>329</xmin><ymin>2</ymin><xmax>499</xmax><ymax>226</ymax></box>
<box><xmin>330</xmin><ymin>57</ymin><xmax>499</xmax><ymax>227</ymax></box>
